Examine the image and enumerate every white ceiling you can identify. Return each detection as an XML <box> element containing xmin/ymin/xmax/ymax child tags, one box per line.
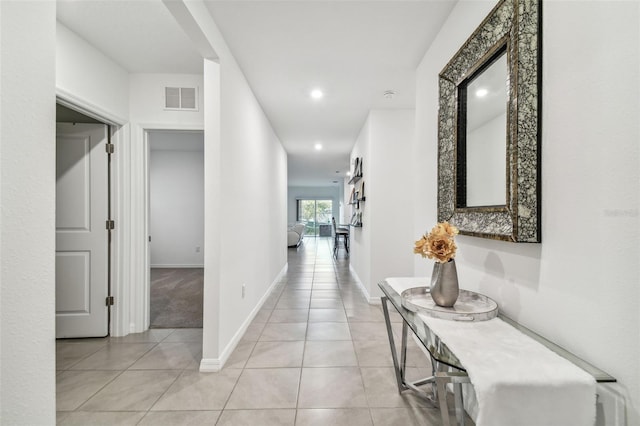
<box><xmin>56</xmin><ymin>1</ymin><xmax>204</xmax><ymax>74</ymax></box>
<box><xmin>56</xmin><ymin>0</ymin><xmax>456</xmax><ymax>186</ymax></box>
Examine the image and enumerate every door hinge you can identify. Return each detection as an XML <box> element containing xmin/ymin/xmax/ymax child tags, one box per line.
<box><xmin>106</xmin><ymin>296</ymin><xmax>115</xmax><ymax>306</ymax></box>
<box><xmin>106</xmin><ymin>220</ymin><xmax>115</xmax><ymax>230</ymax></box>
<box><xmin>106</xmin><ymin>143</ymin><xmax>115</xmax><ymax>154</ymax></box>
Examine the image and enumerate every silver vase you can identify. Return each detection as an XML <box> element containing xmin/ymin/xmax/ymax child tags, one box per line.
<box><xmin>430</xmin><ymin>259</ymin><xmax>459</xmax><ymax>307</ymax></box>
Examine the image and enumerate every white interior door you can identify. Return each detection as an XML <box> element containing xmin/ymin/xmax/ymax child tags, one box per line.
<box><xmin>56</xmin><ymin>123</ymin><xmax>109</xmax><ymax>338</ymax></box>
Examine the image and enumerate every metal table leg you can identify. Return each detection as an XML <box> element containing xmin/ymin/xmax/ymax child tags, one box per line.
<box><xmin>436</xmin><ymin>371</ymin><xmax>471</xmax><ymax>426</ymax></box>
<box><xmin>382</xmin><ymin>296</ymin><xmax>470</xmax><ymax>426</ymax></box>
<box><xmin>381</xmin><ymin>296</ymin><xmax>407</xmax><ymax>392</ymax></box>
<box><xmin>381</xmin><ymin>297</ymin><xmax>436</xmax><ymax>402</ymax></box>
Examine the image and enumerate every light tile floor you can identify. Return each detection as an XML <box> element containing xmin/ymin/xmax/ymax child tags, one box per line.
<box><xmin>56</xmin><ymin>237</ymin><xmax>466</xmax><ymax>425</ymax></box>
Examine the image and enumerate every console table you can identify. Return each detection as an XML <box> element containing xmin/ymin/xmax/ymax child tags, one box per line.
<box><xmin>379</xmin><ymin>278</ymin><xmax>616</xmax><ymax>426</ymax></box>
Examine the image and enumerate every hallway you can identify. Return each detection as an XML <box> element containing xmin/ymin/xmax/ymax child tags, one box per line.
<box><xmin>56</xmin><ymin>238</ymin><xmax>445</xmax><ymax>425</ymax></box>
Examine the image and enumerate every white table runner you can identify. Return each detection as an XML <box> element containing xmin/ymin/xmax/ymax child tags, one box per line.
<box><xmin>386</xmin><ymin>277</ymin><xmax>596</xmax><ymax>426</ymax></box>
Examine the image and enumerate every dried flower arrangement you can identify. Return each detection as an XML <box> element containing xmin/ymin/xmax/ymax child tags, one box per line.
<box><xmin>414</xmin><ymin>222</ymin><xmax>459</xmax><ymax>263</ymax></box>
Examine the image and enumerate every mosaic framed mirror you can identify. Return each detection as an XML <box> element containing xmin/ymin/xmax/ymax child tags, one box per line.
<box><xmin>437</xmin><ymin>0</ymin><xmax>542</xmax><ymax>242</ymax></box>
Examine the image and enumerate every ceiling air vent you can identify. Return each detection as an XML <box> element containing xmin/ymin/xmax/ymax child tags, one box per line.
<box><xmin>164</xmin><ymin>87</ymin><xmax>198</xmax><ymax>111</ymax></box>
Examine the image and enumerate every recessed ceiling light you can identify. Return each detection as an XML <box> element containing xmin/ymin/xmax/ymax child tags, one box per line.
<box><xmin>310</xmin><ymin>89</ymin><xmax>324</xmax><ymax>99</ymax></box>
<box><xmin>346</xmin><ymin>171</ymin><xmax>352</xmax><ymax>177</ymax></box>
<box><xmin>314</xmin><ymin>143</ymin><xmax>323</xmax><ymax>150</ymax></box>
<box><xmin>476</xmin><ymin>88</ymin><xmax>489</xmax><ymax>98</ymax></box>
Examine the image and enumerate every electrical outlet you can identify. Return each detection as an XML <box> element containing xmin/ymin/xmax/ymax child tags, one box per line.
<box><xmin>242</xmin><ymin>284</ymin><xmax>246</xmax><ymax>298</ymax></box>
<box><xmin>195</xmin><ymin>246</ymin><xmax>201</xmax><ymax>253</ymax></box>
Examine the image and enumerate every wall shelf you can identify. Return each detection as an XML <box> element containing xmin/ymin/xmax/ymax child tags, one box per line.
<box><xmin>348</xmin><ymin>157</ymin><xmax>365</xmax><ymax>227</ymax></box>
<box><xmin>348</xmin><ymin>175</ymin><xmax>362</xmax><ymax>185</ymax></box>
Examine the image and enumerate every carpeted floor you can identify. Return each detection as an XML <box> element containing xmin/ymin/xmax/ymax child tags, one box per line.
<box><xmin>150</xmin><ymin>268</ymin><xmax>203</xmax><ymax>328</ymax></box>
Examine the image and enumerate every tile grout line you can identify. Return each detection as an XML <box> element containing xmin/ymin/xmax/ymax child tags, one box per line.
<box><xmin>62</xmin><ymin>237</ymin><xmax>431</xmax><ymax>425</ymax></box>
<box><xmin>293</xmin><ymin>236</ymin><xmax>318</xmax><ymax>421</ymax></box>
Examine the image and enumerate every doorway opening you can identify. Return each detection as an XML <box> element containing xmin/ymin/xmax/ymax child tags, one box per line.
<box><xmin>297</xmin><ymin>199</ymin><xmax>333</xmax><ymax>237</ymax></box>
<box><xmin>148</xmin><ymin>130</ymin><xmax>204</xmax><ymax>328</ymax></box>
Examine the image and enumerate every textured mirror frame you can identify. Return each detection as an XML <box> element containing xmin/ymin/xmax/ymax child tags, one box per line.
<box><xmin>437</xmin><ymin>0</ymin><xmax>541</xmax><ymax>242</ymax></box>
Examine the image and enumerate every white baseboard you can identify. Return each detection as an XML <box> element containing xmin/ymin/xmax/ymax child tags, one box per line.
<box><xmin>199</xmin><ymin>358</ymin><xmax>221</xmax><ymax>372</ymax></box>
<box><xmin>348</xmin><ymin>264</ymin><xmax>381</xmax><ymax>304</ymax></box>
<box><xmin>150</xmin><ymin>264</ymin><xmax>205</xmax><ymax>268</ymax></box>
<box><xmin>369</xmin><ymin>296</ymin><xmax>382</xmax><ymax>304</ymax></box>
<box><xmin>199</xmin><ymin>263</ymin><xmax>288</xmax><ymax>372</ymax></box>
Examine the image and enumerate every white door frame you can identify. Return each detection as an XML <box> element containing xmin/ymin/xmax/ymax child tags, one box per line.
<box><xmin>131</xmin><ymin>123</ymin><xmax>205</xmax><ymax>333</ymax></box>
<box><xmin>55</xmin><ymin>92</ymin><xmax>127</xmax><ymax>336</ymax></box>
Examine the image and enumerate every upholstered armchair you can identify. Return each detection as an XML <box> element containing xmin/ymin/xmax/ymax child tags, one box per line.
<box><xmin>287</xmin><ymin>223</ymin><xmax>306</xmax><ymax>247</ymax></box>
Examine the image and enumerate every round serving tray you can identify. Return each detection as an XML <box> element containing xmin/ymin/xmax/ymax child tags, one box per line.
<box><xmin>400</xmin><ymin>287</ymin><xmax>498</xmax><ymax>322</ymax></box>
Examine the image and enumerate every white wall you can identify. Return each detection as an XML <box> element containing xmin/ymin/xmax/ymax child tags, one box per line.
<box><xmin>56</xmin><ymin>20</ymin><xmax>141</xmax><ymax>337</ymax></box>
<box><xmin>0</xmin><ymin>2</ymin><xmax>56</xmax><ymax>423</ymax></box>
<box><xmin>150</xmin><ymin>135</ymin><xmax>204</xmax><ymax>267</ymax></box>
<box><xmin>175</xmin><ymin>1</ymin><xmax>288</xmax><ymax>369</ymax></box>
<box><xmin>56</xmin><ymin>22</ymin><xmax>129</xmax><ymax>123</ymax></box>
<box><xmin>414</xmin><ymin>1</ymin><xmax>640</xmax><ymax>423</ymax></box>
<box><xmin>126</xmin><ymin>73</ymin><xmax>205</xmax><ymax>333</ymax></box>
<box><xmin>217</xmin><ymin>48</ymin><xmax>288</xmax><ymax>351</ymax></box>
<box><xmin>349</xmin><ymin>119</ymin><xmax>372</xmax><ymax>296</ymax></box>
<box><xmin>369</xmin><ymin>110</ymin><xmax>416</xmax><ymax>297</ymax></box>
<box><xmin>129</xmin><ymin>73</ymin><xmax>204</xmax><ymax>126</ymax></box>
<box><xmin>350</xmin><ymin>110</ymin><xmax>415</xmax><ymax>300</ymax></box>
<box><xmin>287</xmin><ymin>185</ymin><xmax>342</xmax><ymax>225</ymax></box>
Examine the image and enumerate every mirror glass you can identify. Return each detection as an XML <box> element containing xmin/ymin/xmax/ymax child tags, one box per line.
<box><xmin>464</xmin><ymin>52</ymin><xmax>508</xmax><ymax>207</ymax></box>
